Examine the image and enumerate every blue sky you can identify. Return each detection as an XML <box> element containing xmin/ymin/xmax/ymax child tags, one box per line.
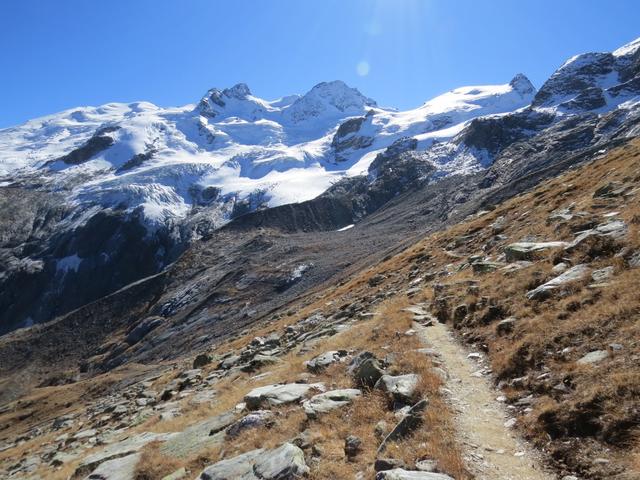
<box><xmin>0</xmin><ymin>0</ymin><xmax>638</xmax><ymax>128</ymax></box>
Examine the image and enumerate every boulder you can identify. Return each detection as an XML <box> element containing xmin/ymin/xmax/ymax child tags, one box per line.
<box><xmin>375</xmin><ymin>374</ymin><xmax>420</xmax><ymax>403</ymax></box>
<box><xmin>496</xmin><ymin>317</ymin><xmax>516</xmax><ymax>335</ymax></box>
<box><xmin>193</xmin><ymin>353</ymin><xmax>213</xmax><ymax>369</ymax></box>
<box><xmin>305</xmin><ymin>350</ymin><xmax>349</xmax><ymax>373</ymax></box>
<box><xmin>199</xmin><ymin>443</ymin><xmax>309</xmax><ymax>480</ymax></box>
<box><xmin>226</xmin><ymin>410</ymin><xmax>275</xmax><ymax>438</ymax></box>
<box><xmin>505</xmin><ymin>242</ymin><xmax>568</xmax><ymax>262</ymax></box>
<box><xmin>348</xmin><ymin>352</ymin><xmax>385</xmax><ymax>387</ymax></box>
<box><xmin>244</xmin><ymin>383</ymin><xmax>325</xmax><ymax>410</ymax></box>
<box><xmin>241</xmin><ymin>354</ymin><xmax>281</xmax><ymax>373</ymax></box>
<box><xmin>344</xmin><ymin>435</ymin><xmax>362</xmax><ymax>459</ymax></box>
<box><xmin>577</xmin><ymin>350</ymin><xmax>609</xmax><ymax>365</ymax></box>
<box><xmin>378</xmin><ymin>399</ymin><xmax>428</xmax><ymax>454</ymax></box>
<box><xmin>526</xmin><ymin>264</ymin><xmax>590</xmax><ymax>300</ymax></box>
<box><xmin>565</xmin><ymin>220</ymin><xmax>627</xmax><ymax>252</ymax></box>
<box><xmin>591</xmin><ymin>266</ymin><xmax>614</xmax><ymax>283</ymax></box>
<box><xmin>253</xmin><ymin>443</ymin><xmax>309</xmax><ymax>479</ymax></box>
<box><xmin>302</xmin><ymin>389</ymin><xmax>362</xmax><ymax>418</ymax></box>
<box><xmin>375</xmin><ymin>469</ymin><xmax>454</xmax><ymax>480</ymax></box>
<box><xmin>199</xmin><ymin>448</ymin><xmax>265</xmax><ymax>480</ymax></box>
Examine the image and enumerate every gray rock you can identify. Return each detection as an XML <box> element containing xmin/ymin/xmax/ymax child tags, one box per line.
<box><xmin>496</xmin><ymin>317</ymin><xmax>516</xmax><ymax>336</ymax></box>
<box><xmin>348</xmin><ymin>353</ymin><xmax>385</xmax><ymax>387</ymax></box>
<box><xmin>526</xmin><ymin>264</ymin><xmax>590</xmax><ymax>300</ymax></box>
<box><xmin>505</xmin><ymin>242</ymin><xmax>568</xmax><ymax>262</ymax></box>
<box><xmin>83</xmin><ymin>452</ymin><xmax>140</xmax><ymax>480</ymax></box>
<box><xmin>161</xmin><ymin>411</ymin><xmax>236</xmax><ymax>458</ymax></box>
<box><xmin>577</xmin><ymin>350</ymin><xmax>609</xmax><ymax>365</ymax></box>
<box><xmin>471</xmin><ymin>261</ymin><xmax>505</xmax><ymax>273</ymax></box>
<box><xmin>219</xmin><ymin>354</ymin><xmax>241</xmax><ymax>370</ymax></box>
<box><xmin>552</xmin><ymin>262</ymin><xmax>569</xmax><ymax>274</ymax></box>
<box><xmin>199</xmin><ymin>443</ymin><xmax>309</xmax><ymax>480</ymax></box>
<box><xmin>375</xmin><ymin>458</ymin><xmax>408</xmax><ymax>472</ymax></box>
<box><xmin>344</xmin><ymin>435</ymin><xmax>362</xmax><ymax>458</ymax></box>
<box><xmin>241</xmin><ymin>354</ymin><xmax>281</xmax><ymax>373</ymax></box>
<box><xmin>566</xmin><ymin>220</ymin><xmax>628</xmax><ymax>251</ymax></box>
<box><xmin>199</xmin><ymin>448</ymin><xmax>265</xmax><ymax>480</ymax></box>
<box><xmin>226</xmin><ymin>410</ymin><xmax>275</xmax><ymax>438</ymax></box>
<box><xmin>628</xmin><ymin>250</ymin><xmax>640</xmax><ymax>268</ymax></box>
<box><xmin>244</xmin><ymin>383</ymin><xmax>325</xmax><ymax>410</ymax></box>
<box><xmin>378</xmin><ymin>399</ymin><xmax>428</xmax><ymax>454</ymax></box>
<box><xmin>375</xmin><ymin>469</ymin><xmax>454</xmax><ymax>480</ymax></box>
<box><xmin>193</xmin><ymin>353</ymin><xmax>213</xmax><ymax>369</ymax></box>
<box><xmin>414</xmin><ymin>459</ymin><xmax>438</xmax><ymax>472</ymax></box>
<box><xmin>591</xmin><ymin>266</ymin><xmax>614</xmax><ymax>282</ymax></box>
<box><xmin>375</xmin><ymin>374</ymin><xmax>420</xmax><ymax>403</ymax></box>
<box><xmin>304</xmin><ymin>350</ymin><xmax>348</xmax><ymax>373</ymax></box>
<box><xmin>253</xmin><ymin>443</ymin><xmax>309</xmax><ymax>479</ymax></box>
<box><xmin>302</xmin><ymin>389</ymin><xmax>362</xmax><ymax>418</ymax></box>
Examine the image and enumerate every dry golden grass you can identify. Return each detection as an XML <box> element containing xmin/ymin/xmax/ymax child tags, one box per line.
<box><xmin>134</xmin><ymin>441</ymin><xmax>182</xmax><ymax>480</ymax></box>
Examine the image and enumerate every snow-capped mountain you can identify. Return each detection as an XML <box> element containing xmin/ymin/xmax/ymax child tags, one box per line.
<box><xmin>1</xmin><ymin>37</ymin><xmax>639</xmax><ymax>334</ymax></box>
<box><xmin>0</xmin><ymin>76</ymin><xmax>536</xmax><ymax>229</ymax></box>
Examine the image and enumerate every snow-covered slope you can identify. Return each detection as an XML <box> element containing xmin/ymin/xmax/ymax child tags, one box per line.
<box><xmin>0</xmin><ymin>78</ymin><xmax>536</xmax><ymax>229</ymax></box>
<box><xmin>1</xmin><ymin>37</ymin><xmax>639</xmax><ymax>233</ymax></box>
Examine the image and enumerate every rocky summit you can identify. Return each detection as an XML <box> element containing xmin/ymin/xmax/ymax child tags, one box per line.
<box><xmin>1</xmin><ymin>35</ymin><xmax>640</xmax><ymax>480</ymax></box>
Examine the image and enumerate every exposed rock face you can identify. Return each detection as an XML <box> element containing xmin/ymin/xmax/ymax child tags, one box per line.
<box><xmin>332</xmin><ymin>111</ymin><xmax>375</xmax><ymax>160</ymax></box>
<box><xmin>57</xmin><ymin>126</ymin><xmax>120</xmax><ymax>165</ymax></box>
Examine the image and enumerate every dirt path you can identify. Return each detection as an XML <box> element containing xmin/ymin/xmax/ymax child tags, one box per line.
<box><xmin>414</xmin><ymin>321</ymin><xmax>554</xmax><ymax>480</ymax></box>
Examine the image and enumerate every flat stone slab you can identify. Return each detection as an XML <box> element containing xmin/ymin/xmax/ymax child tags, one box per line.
<box><xmin>302</xmin><ymin>389</ymin><xmax>362</xmax><ymax>418</ymax></box>
<box><xmin>198</xmin><ymin>443</ymin><xmax>308</xmax><ymax>480</ymax></box>
<box><xmin>375</xmin><ymin>469</ymin><xmax>454</xmax><ymax>480</ymax></box>
<box><xmin>526</xmin><ymin>264</ymin><xmax>590</xmax><ymax>300</ymax></box>
<box><xmin>76</xmin><ymin>431</ymin><xmax>178</xmax><ymax>477</ymax></box>
<box><xmin>505</xmin><ymin>242</ymin><xmax>569</xmax><ymax>262</ymax></box>
<box><xmin>161</xmin><ymin>411</ymin><xmax>236</xmax><ymax>458</ymax></box>
<box><xmin>244</xmin><ymin>383</ymin><xmax>325</xmax><ymax>410</ymax></box>
<box><xmin>83</xmin><ymin>452</ymin><xmax>140</xmax><ymax>480</ymax></box>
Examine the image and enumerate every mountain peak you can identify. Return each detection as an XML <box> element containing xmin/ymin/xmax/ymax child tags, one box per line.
<box><xmin>284</xmin><ymin>80</ymin><xmax>377</xmax><ymax>123</ymax></box>
<box><xmin>305</xmin><ymin>80</ymin><xmax>377</xmax><ymax>109</ymax></box>
<box><xmin>509</xmin><ymin>73</ymin><xmax>536</xmax><ymax>95</ymax></box>
<box><xmin>223</xmin><ymin>83</ymin><xmax>252</xmax><ymax>99</ymax></box>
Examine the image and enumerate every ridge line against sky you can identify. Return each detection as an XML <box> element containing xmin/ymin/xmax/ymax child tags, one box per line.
<box><xmin>0</xmin><ymin>0</ymin><xmax>639</xmax><ymax>128</ymax></box>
